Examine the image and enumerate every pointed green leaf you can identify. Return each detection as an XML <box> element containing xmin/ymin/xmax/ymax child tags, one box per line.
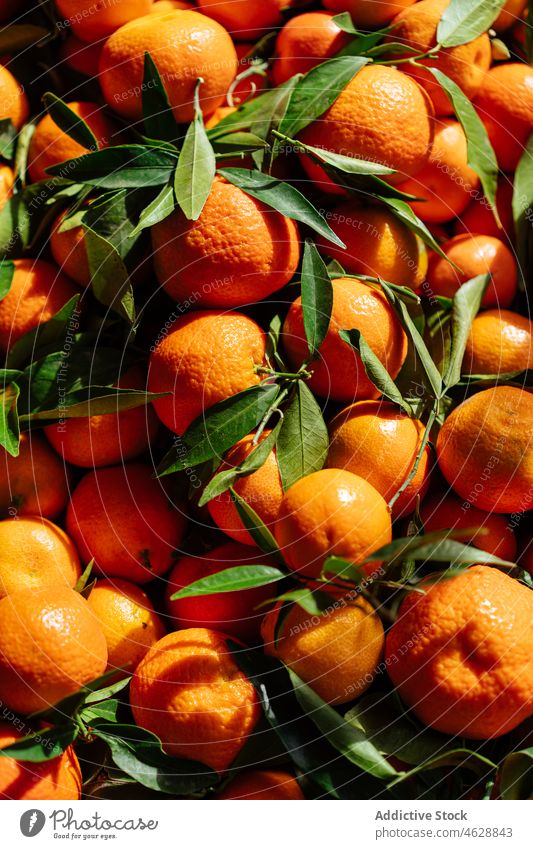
<box><xmin>276</xmin><ymin>380</ymin><xmax>329</xmax><ymax>490</ymax></box>
<box><xmin>380</xmin><ymin>196</ymin><xmax>450</xmax><ymax>260</ymax></box>
<box><xmin>231</xmin><ymin>487</ymin><xmax>281</xmax><ymax>555</ymax></box>
<box><xmin>0</xmin><ymin>382</ymin><xmax>20</xmax><ymax>457</ymax></box>
<box><xmin>437</xmin><ymin>0</ymin><xmax>506</xmax><ymax>47</ymax></box>
<box><xmin>141</xmin><ymin>52</ymin><xmax>180</xmax><ymax>143</ymax></box>
<box><xmin>84</xmin><ymin>226</ymin><xmax>135</xmax><ymax>323</ymax></box>
<box><xmin>170</xmin><ymin>564</ymin><xmax>286</xmax><ymax>600</ymax></box>
<box><xmin>0</xmin><ymin>259</ymin><xmax>14</xmax><ymax>301</ymax></box>
<box><xmin>129</xmin><ymin>185</ymin><xmax>176</xmax><ymax>237</ymax></box>
<box><xmin>46</xmin><ymin>146</ymin><xmax>177</xmax><ymax>188</ymax></box>
<box><xmin>339</xmin><ymin>328</ymin><xmax>413</xmax><ymax>414</ymax></box>
<box><xmin>174</xmin><ymin>80</ymin><xmax>216</xmax><ymax>220</ymax></box>
<box><xmin>0</xmin><ymin>725</ymin><xmax>78</xmax><ymax>763</ymax></box>
<box><xmin>512</xmin><ymin>135</ymin><xmax>533</xmax><ymax>288</ymax></box>
<box><xmin>42</xmin><ymin>92</ymin><xmax>99</xmax><ymax>150</ymax></box>
<box><xmin>301</xmin><ymin>240</ymin><xmax>333</xmax><ymax>358</ymax></box>
<box><xmin>444</xmin><ymin>274</ymin><xmax>490</xmax><ymax>388</ymax></box>
<box><xmin>0</xmin><ymin>119</ymin><xmax>17</xmax><ymax>160</ymax></box>
<box><xmin>500</xmin><ymin>748</ymin><xmax>533</xmax><ymax>800</ymax></box>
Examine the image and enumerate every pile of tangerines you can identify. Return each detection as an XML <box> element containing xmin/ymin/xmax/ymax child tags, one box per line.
<box><xmin>0</xmin><ymin>0</ymin><xmax>531</xmax><ymax>802</ymax></box>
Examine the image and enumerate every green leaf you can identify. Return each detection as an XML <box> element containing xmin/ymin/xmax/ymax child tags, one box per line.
<box><xmin>380</xmin><ymin>196</ymin><xmax>449</xmax><ymax>260</ymax></box>
<box><xmin>0</xmin><ymin>118</ymin><xmax>17</xmax><ymax>160</ymax></box>
<box><xmin>251</xmin><ymin>74</ymin><xmax>301</xmax><ymax>169</ymax></box>
<box><xmin>90</xmin><ymin>722</ymin><xmax>217</xmax><ymax>795</ymax></box>
<box><xmin>289</xmin><ymin>135</ymin><xmax>394</xmax><ymax>176</ymax></box>
<box><xmin>74</xmin><ymin>559</ymin><xmax>94</xmax><ymax>594</ymax></box>
<box><xmin>212</xmin><ymin>132</ymin><xmax>268</xmax><ymax>155</ymax></box>
<box><xmin>157</xmin><ymin>383</ymin><xmax>279</xmax><ymax>476</ymax></box>
<box><xmin>437</xmin><ymin>0</ymin><xmax>506</xmax><ymax>47</ymax></box>
<box><xmin>0</xmin><ymin>193</ymin><xmax>32</xmax><ymax>256</ymax></box>
<box><xmin>6</xmin><ymin>294</ymin><xmax>81</xmax><ymax>370</ymax></box>
<box><xmin>300</xmin><ymin>240</ymin><xmax>333</xmax><ymax>358</ymax></box>
<box><xmin>174</xmin><ymin>79</ymin><xmax>216</xmax><ymax>220</ymax></box>
<box><xmin>388</xmin><ymin>748</ymin><xmax>496</xmax><ymax>788</ymax></box>
<box><xmin>207</xmin><ymin>87</ymin><xmax>292</xmax><ymax>140</ymax></box>
<box><xmin>232</xmin><ymin>487</ymin><xmax>281</xmax><ymax>556</ymax></box>
<box><xmin>425</xmin><ymin>68</ymin><xmax>499</xmax><ymax>221</ymax></box>
<box><xmin>80</xmin><ymin>699</ymin><xmax>120</xmax><ymax>724</ymax></box>
<box><xmin>83</xmin><ymin>676</ymin><xmax>131</xmax><ymax>705</ymax></box>
<box><xmin>170</xmin><ymin>564</ymin><xmax>286</xmax><ymax>600</ymax></box>
<box><xmin>0</xmin><ymin>23</ymin><xmax>49</xmax><ymax>53</ymax></box>
<box><xmin>46</xmin><ymin>146</ymin><xmax>177</xmax><ymax>188</ymax></box>
<box><xmin>218</xmin><ymin>167</ymin><xmax>344</xmax><ymax>247</ymax></box>
<box><xmin>81</xmin><ymin>188</ymin><xmax>148</xmax><ymax>260</ymax></box>
<box><xmin>0</xmin><ymin>382</ymin><xmax>20</xmax><ymax>457</ymax></box>
<box><xmin>339</xmin><ymin>328</ymin><xmax>413</xmax><ymax>415</ymax></box>
<box><xmin>444</xmin><ymin>274</ymin><xmax>490</xmax><ymax>388</ymax></box>
<box><xmin>512</xmin><ymin>135</ymin><xmax>533</xmax><ymax>289</ymax></box>
<box><xmin>0</xmin><ymin>259</ymin><xmax>14</xmax><ymax>300</ymax></box>
<box><xmin>365</xmin><ymin>532</ymin><xmax>516</xmax><ymax>568</ymax></box>
<box><xmin>380</xmin><ymin>280</ymin><xmax>443</xmax><ymax>399</ymax></box>
<box><xmin>288</xmin><ymin>670</ymin><xmax>399</xmax><ymax>780</ymax></box>
<box><xmin>276</xmin><ymin>380</ymin><xmax>329</xmax><ymax>491</ymax></box>
<box><xmin>129</xmin><ymin>185</ymin><xmax>176</xmax><ymax>237</ymax></box>
<box><xmin>500</xmin><ymin>748</ymin><xmax>533</xmax><ymax>800</ymax></box>
<box><xmin>331</xmin><ymin>11</ymin><xmax>361</xmax><ymax>34</ymax></box>
<box><xmin>42</xmin><ymin>92</ymin><xmax>99</xmax><ymax>150</ymax></box>
<box><xmin>84</xmin><ymin>227</ymin><xmax>135</xmax><ymax>323</ymax></box>
<box><xmin>273</xmin><ymin>587</ymin><xmax>335</xmax><ymax>616</ymax></box>
<box><xmin>278</xmin><ymin>56</ymin><xmax>369</xmax><ymax>140</ymax></box>
<box><xmin>0</xmin><ymin>725</ymin><xmax>78</xmax><ymax>763</ymax></box>
<box><xmin>198</xmin><ymin>420</ymin><xmax>281</xmax><ymax>506</ymax></box>
<box><xmin>141</xmin><ymin>52</ymin><xmax>180</xmax><ymax>143</ymax></box>
<box><xmin>25</xmin><ymin>387</ymin><xmax>166</xmax><ymax>422</ymax></box>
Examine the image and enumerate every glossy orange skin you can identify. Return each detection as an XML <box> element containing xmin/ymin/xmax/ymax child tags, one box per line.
<box><xmin>165</xmin><ymin>542</ymin><xmax>277</xmax><ymax>643</ymax></box>
<box><xmin>396</xmin><ymin>120</ymin><xmax>480</xmax><ymax>224</ymax></box>
<box><xmin>87</xmin><ymin>578</ymin><xmax>166</xmax><ymax>674</ymax></box>
<box><xmin>55</xmin><ymin>0</ymin><xmax>153</xmax><ymax>41</ymax></box>
<box><xmin>463</xmin><ymin>309</ymin><xmax>533</xmax><ymax>377</ymax></box>
<box><xmin>28</xmin><ymin>101</ymin><xmax>118</xmax><ymax>183</ymax></box>
<box><xmin>0</xmin><ymin>723</ymin><xmax>82</xmax><ymax>800</ymax></box>
<box><xmin>388</xmin><ymin>0</ymin><xmax>491</xmax><ymax>116</ymax></box>
<box><xmin>274</xmin><ymin>468</ymin><xmax>392</xmax><ymax>579</ymax></box>
<box><xmin>0</xmin><ymin>516</ymin><xmax>81</xmax><ymax>599</ymax></box>
<box><xmin>0</xmin><ymin>586</ymin><xmax>107</xmax><ymax>714</ymax></box>
<box><xmin>207</xmin><ymin>431</ymin><xmax>283</xmax><ymax>546</ymax></box>
<box><xmin>322</xmin><ymin>0</ymin><xmax>417</xmax><ymax>28</ymax></box>
<box><xmin>99</xmin><ymin>10</ymin><xmax>238</xmax><ymax>123</ymax></box>
<box><xmin>148</xmin><ymin>310</ymin><xmax>266</xmax><ymax>435</ymax></box>
<box><xmin>49</xmin><ymin>208</ymin><xmax>90</xmax><ymax>288</ymax></box>
<box><xmin>327</xmin><ymin>401</ymin><xmax>433</xmax><ymax>519</ymax></box>
<box><xmin>299</xmin><ymin>65</ymin><xmax>434</xmax><ymax>191</ymax></box>
<box><xmin>282</xmin><ymin>278</ymin><xmax>407</xmax><ymax>402</ymax></box>
<box><xmin>0</xmin><ymin>433</ymin><xmax>71</xmax><ymax>521</ymax></box>
<box><xmin>151</xmin><ymin>177</ymin><xmax>300</xmax><ymax>310</ymax></box>
<box><xmin>196</xmin><ymin>0</ymin><xmax>282</xmax><ymax>40</ymax></box>
<box><xmin>66</xmin><ymin>463</ymin><xmax>188</xmax><ymax>584</ymax></box>
<box><xmin>454</xmin><ymin>179</ymin><xmax>514</xmax><ymax>242</ymax></box>
<box><xmin>272</xmin><ymin>12</ymin><xmax>350</xmax><ymax>86</ymax></box>
<box><xmin>426</xmin><ymin>234</ymin><xmax>517</xmax><ymax>309</ymax></box>
<box><xmin>216</xmin><ymin>769</ymin><xmax>304</xmax><ymax>800</ymax></box>
<box><xmin>0</xmin><ymin>163</ymin><xmax>14</xmax><ymax>211</ymax></box>
<box><xmin>475</xmin><ymin>63</ymin><xmax>533</xmax><ymax>172</ymax></box>
<box><xmin>436</xmin><ymin>387</ymin><xmax>533</xmax><ymax>514</ymax></box>
<box><xmin>0</xmin><ymin>64</ymin><xmax>29</xmax><ymax>129</ymax></box>
<box><xmin>130</xmin><ymin>628</ymin><xmax>261</xmax><ymax>772</ymax></box>
<box><xmin>316</xmin><ymin>204</ymin><xmax>427</xmax><ymax>288</ymax></box>
<box><xmin>419</xmin><ymin>490</ymin><xmax>517</xmax><ymax>562</ymax></box>
<box><xmin>0</xmin><ymin>258</ymin><xmax>78</xmax><ymax>353</ymax></box>
<box><xmin>262</xmin><ymin>595</ymin><xmax>385</xmax><ymax>705</ymax></box>
<box><xmin>44</xmin><ymin>366</ymin><xmax>160</xmax><ymax>468</ymax></box>
<box><xmin>386</xmin><ymin>566</ymin><xmax>533</xmax><ymax>738</ymax></box>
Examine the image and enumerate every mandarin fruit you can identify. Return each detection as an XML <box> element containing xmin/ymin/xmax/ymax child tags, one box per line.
<box><xmin>299</xmin><ymin>65</ymin><xmax>434</xmax><ymax>190</ymax></box>
<box><xmin>27</xmin><ymin>101</ymin><xmax>118</xmax><ymax>183</ymax></box>
<box><xmin>396</xmin><ymin>119</ymin><xmax>480</xmax><ymax>224</ymax></box>
<box><xmin>274</xmin><ymin>468</ymin><xmax>392</xmax><ymax>579</ymax></box>
<box><xmin>196</xmin><ymin>0</ymin><xmax>282</xmax><ymax>40</ymax></box>
<box><xmin>0</xmin><ymin>163</ymin><xmax>14</xmax><ymax>211</ymax></box>
<box><xmin>66</xmin><ymin>463</ymin><xmax>187</xmax><ymax>583</ymax></box>
<box><xmin>0</xmin><ymin>64</ymin><xmax>29</xmax><ymax>130</ymax></box>
<box><xmin>388</xmin><ymin>0</ymin><xmax>491</xmax><ymax>116</ymax></box>
<box><xmin>426</xmin><ymin>234</ymin><xmax>517</xmax><ymax>308</ymax></box>
<box><xmin>436</xmin><ymin>386</ymin><xmax>533</xmax><ymax>514</ymax></box>
<box><xmin>206</xmin><ymin>431</ymin><xmax>283</xmax><ymax>546</ymax></box>
<box><xmin>419</xmin><ymin>490</ymin><xmax>517</xmax><ymax>562</ymax></box>
<box><xmin>272</xmin><ymin>12</ymin><xmax>350</xmax><ymax>86</ymax></box>
<box><xmin>0</xmin><ymin>585</ymin><xmax>107</xmax><ymax>714</ymax></box>
<box><xmin>262</xmin><ymin>595</ymin><xmax>384</xmax><ymax>705</ymax></box>
<box><xmin>454</xmin><ymin>179</ymin><xmax>514</xmax><ymax>242</ymax></box>
<box><xmin>49</xmin><ymin>208</ymin><xmax>90</xmax><ymax>288</ymax></box>
<box><xmin>463</xmin><ymin>309</ymin><xmax>532</xmax><ymax>376</ymax></box>
<box><xmin>148</xmin><ymin>310</ymin><xmax>266</xmax><ymax>435</ymax></box>
<box><xmin>316</xmin><ymin>204</ymin><xmax>427</xmax><ymax>287</ymax></box>
<box><xmin>130</xmin><ymin>628</ymin><xmax>260</xmax><ymax>772</ymax></box>
<box><xmin>0</xmin><ymin>516</ymin><xmax>81</xmax><ymax>599</ymax></box>
<box><xmin>493</xmin><ymin>0</ymin><xmax>528</xmax><ymax>31</ymax></box>
<box><xmin>327</xmin><ymin>401</ymin><xmax>433</xmax><ymax>518</ymax></box>
<box><xmin>87</xmin><ymin>578</ymin><xmax>166</xmax><ymax>674</ymax></box>
<box><xmin>55</xmin><ymin>0</ymin><xmax>153</xmax><ymax>41</ymax></box>
<box><xmin>0</xmin><ymin>259</ymin><xmax>78</xmax><ymax>353</ymax></box>
<box><xmin>475</xmin><ymin>63</ymin><xmax>533</xmax><ymax>172</ymax></box>
<box><xmin>151</xmin><ymin>177</ymin><xmax>300</xmax><ymax>309</ymax></box>
<box><xmin>216</xmin><ymin>770</ymin><xmax>304</xmax><ymax>800</ymax></box>
<box><xmin>0</xmin><ymin>723</ymin><xmax>81</xmax><ymax>800</ymax></box>
<box><xmin>282</xmin><ymin>278</ymin><xmax>407</xmax><ymax>402</ymax></box>
<box><xmin>386</xmin><ymin>566</ymin><xmax>533</xmax><ymax>738</ymax></box>
<box><xmin>322</xmin><ymin>0</ymin><xmax>417</xmax><ymax>28</ymax></box>
<box><xmin>165</xmin><ymin>542</ymin><xmax>276</xmax><ymax>642</ymax></box>
<box><xmin>0</xmin><ymin>433</ymin><xmax>70</xmax><ymax>520</ymax></box>
<box><xmin>99</xmin><ymin>10</ymin><xmax>238</xmax><ymax>123</ymax></box>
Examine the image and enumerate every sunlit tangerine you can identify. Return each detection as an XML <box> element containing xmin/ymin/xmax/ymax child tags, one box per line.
<box><xmin>463</xmin><ymin>309</ymin><xmax>533</xmax><ymax>377</ymax></box>
<box><xmin>148</xmin><ymin>310</ymin><xmax>266</xmax><ymax>436</ymax></box>
<box><xmin>55</xmin><ymin>0</ymin><xmax>153</xmax><ymax>42</ymax></box>
<box><xmin>274</xmin><ymin>468</ymin><xmax>392</xmax><ymax>579</ymax></box>
<box><xmin>216</xmin><ymin>770</ymin><xmax>304</xmax><ymax>800</ymax></box>
<box><xmin>386</xmin><ymin>566</ymin><xmax>533</xmax><ymax>738</ymax></box>
<box><xmin>0</xmin><ymin>432</ymin><xmax>70</xmax><ymax>521</ymax></box>
<box><xmin>0</xmin><ymin>723</ymin><xmax>82</xmax><ymax>800</ymax></box>
<box><xmin>99</xmin><ymin>10</ymin><xmax>238</xmax><ymax>124</ymax></box>
<box><xmin>282</xmin><ymin>278</ymin><xmax>407</xmax><ymax>402</ymax></box>
<box><xmin>66</xmin><ymin>463</ymin><xmax>188</xmax><ymax>584</ymax></box>
<box><xmin>130</xmin><ymin>628</ymin><xmax>261</xmax><ymax>772</ymax></box>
